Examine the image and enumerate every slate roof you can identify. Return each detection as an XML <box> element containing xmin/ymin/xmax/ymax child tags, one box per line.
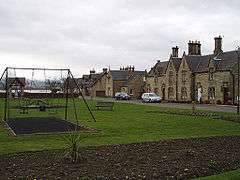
<box><xmin>171</xmin><ymin>57</ymin><xmax>182</xmax><ymax>71</ymax></box>
<box><xmin>90</xmin><ymin>72</ymin><xmax>108</xmax><ymax>86</ymax></box>
<box><xmin>148</xmin><ymin>61</ymin><xmax>168</xmax><ymax>76</ymax></box>
<box><xmin>89</xmin><ymin>73</ymin><xmax>102</xmax><ymax>80</ymax></box>
<box><xmin>185</xmin><ymin>54</ymin><xmax>212</xmax><ymax>73</ymax></box>
<box><xmin>134</xmin><ymin>70</ymin><xmax>146</xmax><ymax>76</ymax></box>
<box><xmin>216</xmin><ymin>50</ymin><xmax>239</xmax><ymax>71</ymax></box>
<box><xmin>110</xmin><ymin>70</ymin><xmax>128</xmax><ymax>80</ymax></box>
<box><xmin>110</xmin><ymin>70</ymin><xmax>146</xmax><ymax>80</ymax></box>
<box><xmin>184</xmin><ymin>50</ymin><xmax>239</xmax><ymax>73</ymax></box>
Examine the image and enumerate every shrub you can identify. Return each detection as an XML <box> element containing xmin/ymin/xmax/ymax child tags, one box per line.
<box><xmin>62</xmin><ymin>132</ymin><xmax>84</xmax><ymax>163</ymax></box>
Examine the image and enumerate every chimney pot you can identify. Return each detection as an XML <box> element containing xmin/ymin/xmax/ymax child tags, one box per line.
<box><xmin>172</xmin><ymin>46</ymin><xmax>179</xmax><ymax>57</ymax></box>
<box><xmin>188</xmin><ymin>40</ymin><xmax>201</xmax><ymax>55</ymax></box>
<box><xmin>214</xmin><ymin>35</ymin><xmax>223</xmax><ymax>55</ymax></box>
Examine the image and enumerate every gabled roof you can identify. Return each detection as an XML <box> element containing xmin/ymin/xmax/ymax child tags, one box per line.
<box><xmin>215</xmin><ymin>50</ymin><xmax>239</xmax><ymax>71</ymax></box>
<box><xmin>89</xmin><ymin>73</ymin><xmax>102</xmax><ymax>80</ymax></box>
<box><xmin>90</xmin><ymin>72</ymin><xmax>108</xmax><ymax>87</ymax></box>
<box><xmin>185</xmin><ymin>54</ymin><xmax>212</xmax><ymax>73</ymax></box>
<box><xmin>110</xmin><ymin>70</ymin><xmax>146</xmax><ymax>80</ymax></box>
<box><xmin>184</xmin><ymin>50</ymin><xmax>239</xmax><ymax>73</ymax></box>
<box><xmin>171</xmin><ymin>57</ymin><xmax>182</xmax><ymax>71</ymax></box>
<box><xmin>148</xmin><ymin>61</ymin><xmax>168</xmax><ymax>76</ymax></box>
<box><xmin>122</xmin><ymin>72</ymin><xmax>146</xmax><ymax>87</ymax></box>
<box><xmin>134</xmin><ymin>70</ymin><xmax>146</xmax><ymax>76</ymax></box>
<box><xmin>110</xmin><ymin>70</ymin><xmax>128</xmax><ymax>80</ymax></box>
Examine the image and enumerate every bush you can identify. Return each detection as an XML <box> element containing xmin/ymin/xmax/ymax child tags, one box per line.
<box><xmin>62</xmin><ymin>132</ymin><xmax>84</xmax><ymax>163</ymax></box>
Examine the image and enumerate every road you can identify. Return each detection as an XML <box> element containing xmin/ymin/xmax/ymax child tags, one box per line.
<box><xmin>92</xmin><ymin>97</ymin><xmax>238</xmax><ymax>113</ymax></box>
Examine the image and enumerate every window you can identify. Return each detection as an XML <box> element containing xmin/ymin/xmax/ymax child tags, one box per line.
<box><xmin>147</xmin><ymin>84</ymin><xmax>151</xmax><ymax>92</ymax></box>
<box><xmin>181</xmin><ymin>87</ymin><xmax>187</xmax><ymax>100</ymax></box>
<box><xmin>168</xmin><ymin>87</ymin><xmax>174</xmax><ymax>99</ymax></box>
<box><xmin>208</xmin><ymin>87</ymin><xmax>215</xmax><ymax>100</ymax></box>
<box><xmin>107</xmin><ymin>87</ymin><xmax>111</xmax><ymax>96</ymax></box>
<box><xmin>169</xmin><ymin>71</ymin><xmax>174</xmax><ymax>85</ymax></box>
<box><xmin>182</xmin><ymin>70</ymin><xmax>187</xmax><ymax>83</ymax></box>
<box><xmin>209</xmin><ymin>68</ymin><xmax>214</xmax><ymax>81</ymax></box>
<box><xmin>154</xmin><ymin>76</ymin><xmax>158</xmax><ymax>85</ymax></box>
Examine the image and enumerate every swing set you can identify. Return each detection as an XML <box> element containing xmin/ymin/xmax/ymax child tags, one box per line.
<box><xmin>0</xmin><ymin>67</ymin><xmax>96</xmax><ymax>135</ymax></box>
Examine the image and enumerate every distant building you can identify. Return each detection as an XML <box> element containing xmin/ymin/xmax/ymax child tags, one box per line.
<box><xmin>7</xmin><ymin>77</ymin><xmax>26</xmax><ymax>98</ymax></box>
<box><xmin>88</xmin><ymin>66</ymin><xmax>146</xmax><ymax>99</ymax></box>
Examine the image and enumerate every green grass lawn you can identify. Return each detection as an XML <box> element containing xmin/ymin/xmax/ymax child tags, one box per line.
<box><xmin>1</xmin><ymin>98</ymin><xmax>240</xmax><ymax>178</ymax></box>
<box><xmin>195</xmin><ymin>169</ymin><xmax>240</xmax><ymax>180</ymax></box>
<box><xmin>0</xmin><ymin>98</ymin><xmax>240</xmax><ymax>155</ymax></box>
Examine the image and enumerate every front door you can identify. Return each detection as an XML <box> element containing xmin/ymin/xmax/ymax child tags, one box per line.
<box><xmin>223</xmin><ymin>88</ymin><xmax>229</xmax><ymax>104</ymax></box>
<box><xmin>162</xmin><ymin>88</ymin><xmax>165</xmax><ymax>100</ymax></box>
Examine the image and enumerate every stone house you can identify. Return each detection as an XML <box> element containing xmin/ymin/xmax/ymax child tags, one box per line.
<box><xmin>146</xmin><ymin>60</ymin><xmax>168</xmax><ymax>100</ymax></box>
<box><xmin>7</xmin><ymin>77</ymin><xmax>26</xmax><ymax>98</ymax></box>
<box><xmin>105</xmin><ymin>66</ymin><xmax>146</xmax><ymax>98</ymax></box>
<box><xmin>147</xmin><ymin>36</ymin><xmax>240</xmax><ymax>104</ymax></box>
<box><xmin>165</xmin><ymin>48</ymin><xmax>182</xmax><ymax>101</ymax></box>
<box><xmin>89</xmin><ymin>68</ymin><xmax>108</xmax><ymax>97</ymax></box>
<box><xmin>121</xmin><ymin>73</ymin><xmax>146</xmax><ymax>99</ymax></box>
<box><xmin>88</xmin><ymin>66</ymin><xmax>146</xmax><ymax>99</ymax></box>
<box><xmin>78</xmin><ymin>70</ymin><xmax>102</xmax><ymax>96</ymax></box>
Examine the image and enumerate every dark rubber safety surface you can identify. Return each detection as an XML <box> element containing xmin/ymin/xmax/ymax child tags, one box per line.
<box><xmin>6</xmin><ymin>117</ymin><xmax>87</xmax><ymax>135</ymax></box>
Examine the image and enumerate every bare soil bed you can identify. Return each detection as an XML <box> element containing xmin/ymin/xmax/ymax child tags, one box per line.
<box><xmin>0</xmin><ymin>136</ymin><xmax>240</xmax><ymax>179</ymax></box>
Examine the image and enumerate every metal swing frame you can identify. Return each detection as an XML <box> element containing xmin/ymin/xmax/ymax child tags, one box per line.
<box><xmin>0</xmin><ymin>67</ymin><xmax>96</xmax><ymax>122</ymax></box>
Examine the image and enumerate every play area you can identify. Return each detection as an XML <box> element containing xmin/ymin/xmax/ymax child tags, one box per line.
<box><xmin>0</xmin><ymin>68</ymin><xmax>240</xmax><ymax>179</ymax></box>
<box><xmin>0</xmin><ymin>67</ymin><xmax>95</xmax><ymax>135</ymax></box>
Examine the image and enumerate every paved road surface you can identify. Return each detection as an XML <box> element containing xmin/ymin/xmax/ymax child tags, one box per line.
<box><xmin>92</xmin><ymin>97</ymin><xmax>237</xmax><ymax>113</ymax></box>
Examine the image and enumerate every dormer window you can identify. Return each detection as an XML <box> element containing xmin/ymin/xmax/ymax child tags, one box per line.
<box><xmin>209</xmin><ymin>68</ymin><xmax>214</xmax><ymax>81</ymax></box>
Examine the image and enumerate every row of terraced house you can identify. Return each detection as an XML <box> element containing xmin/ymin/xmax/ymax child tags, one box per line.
<box><xmin>78</xmin><ymin>36</ymin><xmax>240</xmax><ymax>105</ymax></box>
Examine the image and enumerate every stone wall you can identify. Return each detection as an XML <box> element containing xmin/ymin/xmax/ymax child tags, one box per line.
<box><xmin>195</xmin><ymin>71</ymin><xmax>233</xmax><ymax>104</ymax></box>
<box><xmin>128</xmin><ymin>75</ymin><xmax>145</xmax><ymax>99</ymax></box>
<box><xmin>90</xmin><ymin>74</ymin><xmax>107</xmax><ymax>97</ymax></box>
<box><xmin>105</xmin><ymin>73</ymin><xmax>114</xmax><ymax>97</ymax></box>
<box><xmin>145</xmin><ymin>75</ymin><xmax>166</xmax><ymax>99</ymax></box>
<box><xmin>113</xmin><ymin>80</ymin><xmax>125</xmax><ymax>96</ymax></box>
<box><xmin>177</xmin><ymin>58</ymin><xmax>192</xmax><ymax>102</ymax></box>
<box><xmin>165</xmin><ymin>61</ymin><xmax>177</xmax><ymax>101</ymax></box>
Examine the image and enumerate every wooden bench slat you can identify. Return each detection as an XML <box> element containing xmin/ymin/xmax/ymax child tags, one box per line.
<box><xmin>96</xmin><ymin>101</ymin><xmax>114</xmax><ymax>111</ymax></box>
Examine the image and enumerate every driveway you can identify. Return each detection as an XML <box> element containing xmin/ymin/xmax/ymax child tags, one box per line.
<box><xmin>93</xmin><ymin>97</ymin><xmax>238</xmax><ymax>113</ymax></box>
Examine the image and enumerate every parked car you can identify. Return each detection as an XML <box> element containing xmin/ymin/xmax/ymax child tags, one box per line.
<box><xmin>115</xmin><ymin>92</ymin><xmax>131</xmax><ymax>100</ymax></box>
<box><xmin>141</xmin><ymin>93</ymin><xmax>161</xmax><ymax>103</ymax></box>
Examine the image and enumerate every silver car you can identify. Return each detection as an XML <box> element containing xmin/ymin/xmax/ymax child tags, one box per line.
<box><xmin>141</xmin><ymin>93</ymin><xmax>161</xmax><ymax>103</ymax></box>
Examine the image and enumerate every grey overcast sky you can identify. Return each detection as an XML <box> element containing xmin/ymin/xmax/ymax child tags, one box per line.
<box><xmin>0</xmin><ymin>0</ymin><xmax>240</xmax><ymax>77</ymax></box>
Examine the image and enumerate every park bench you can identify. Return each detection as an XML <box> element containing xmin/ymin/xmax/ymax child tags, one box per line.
<box><xmin>96</xmin><ymin>101</ymin><xmax>114</xmax><ymax>111</ymax></box>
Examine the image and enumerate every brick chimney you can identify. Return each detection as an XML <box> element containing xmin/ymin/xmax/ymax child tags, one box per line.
<box><xmin>188</xmin><ymin>40</ymin><xmax>201</xmax><ymax>55</ymax></box>
<box><xmin>90</xmin><ymin>69</ymin><xmax>95</xmax><ymax>74</ymax></box>
<box><xmin>103</xmin><ymin>68</ymin><xmax>108</xmax><ymax>73</ymax></box>
<box><xmin>214</xmin><ymin>36</ymin><xmax>223</xmax><ymax>55</ymax></box>
<box><xmin>172</xmin><ymin>46</ymin><xmax>179</xmax><ymax>57</ymax></box>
